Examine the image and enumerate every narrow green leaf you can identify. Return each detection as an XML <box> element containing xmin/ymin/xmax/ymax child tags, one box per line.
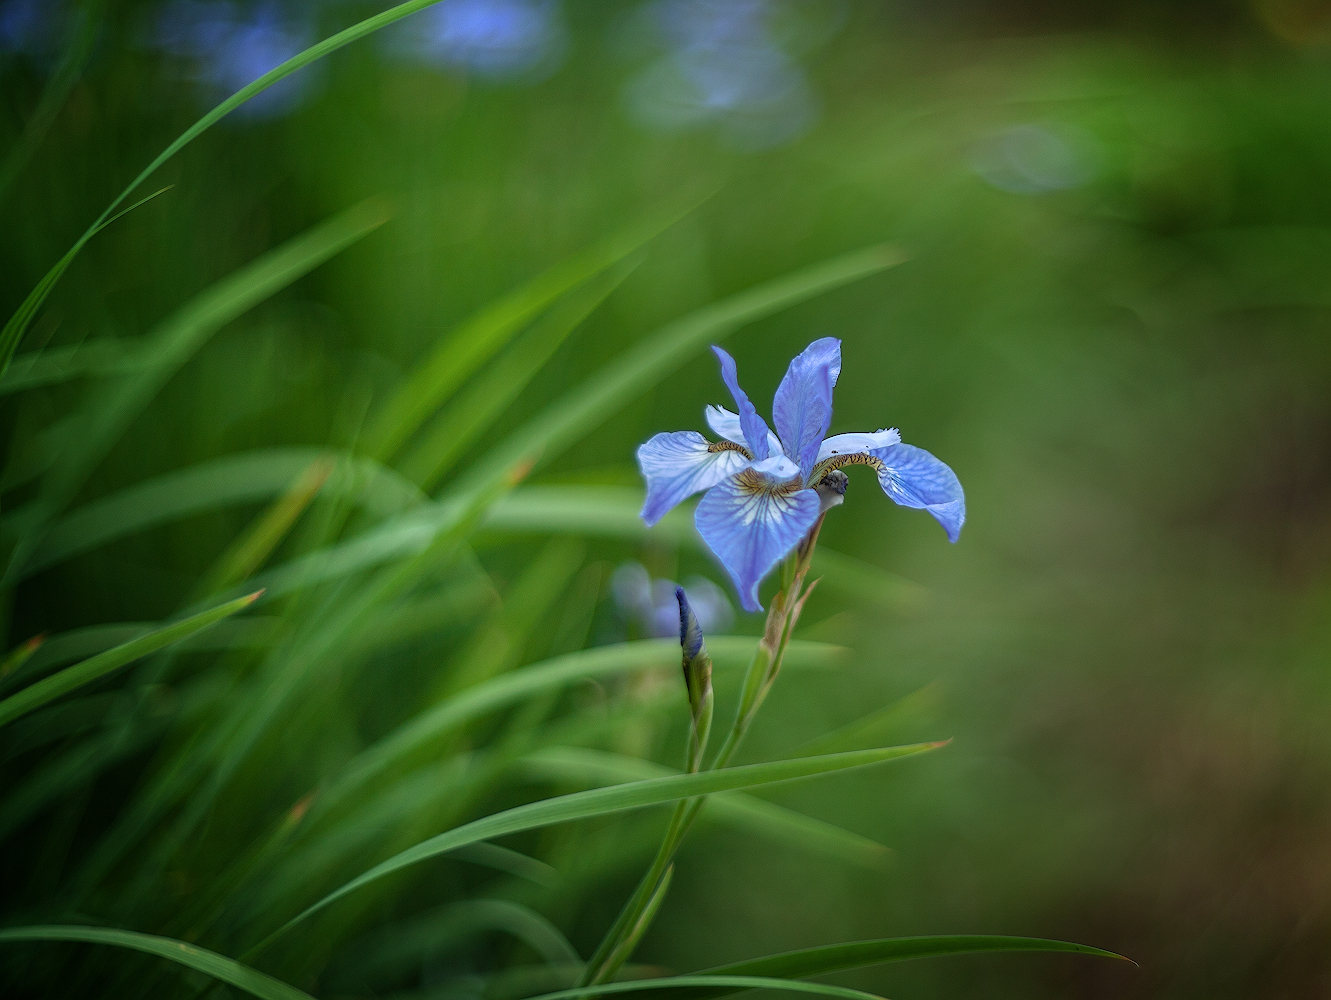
<box><xmin>0</xmin><ymin>0</ymin><xmax>444</xmax><ymax>374</ymax></box>
<box><xmin>303</xmin><ymin>637</ymin><xmax>845</xmax><ymax>826</ymax></box>
<box><xmin>20</xmin><ymin>448</ymin><xmax>424</xmax><ymax>579</ymax></box>
<box><xmin>522</xmin><ymin>748</ymin><xmax>891</xmax><ymax>871</ymax></box>
<box><xmin>0</xmin><ymin>339</ymin><xmax>150</xmax><ymax>396</ymax></box>
<box><xmin>5</xmin><ymin>198</ymin><xmax>393</xmax><ymax>581</ymax></box>
<box><xmin>398</xmin><ymin>264</ymin><xmax>637</xmax><ymax>489</ymax></box>
<box><xmin>260</xmin><ymin>743</ymin><xmax>941</xmax><ymax>947</ymax></box>
<box><xmin>364</xmin><ymin>200</ymin><xmax>700</xmax><ymax>463</ymax></box>
<box><xmin>196</xmin><ymin>455</ymin><xmax>337</xmax><ymax>596</ymax></box>
<box><xmin>0</xmin><ymin>592</ymin><xmax>260</xmax><ymax>728</ymax></box>
<box><xmin>700</xmin><ymin>935</ymin><xmax>1132</xmax><ymax>982</ymax></box>
<box><xmin>0</xmin><ymin>926</ymin><xmax>313</xmax><ymax>1000</ymax></box>
<box><xmin>348</xmin><ymin>899</ymin><xmax>581</xmax><ymax>980</ymax></box>
<box><xmin>520</xmin><ymin>974</ymin><xmax>888</xmax><ymax>1000</ymax></box>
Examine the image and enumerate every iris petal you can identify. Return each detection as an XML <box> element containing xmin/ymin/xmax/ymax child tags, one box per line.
<box><xmin>706</xmin><ymin>404</ymin><xmax>784</xmax><ymax>455</ymax></box>
<box><xmin>817</xmin><ymin>428</ymin><xmax>901</xmax><ymax>462</ymax></box>
<box><xmin>638</xmin><ymin>431</ymin><xmax>752</xmax><ymax>526</ymax></box>
<box><xmin>711</xmin><ymin>346</ymin><xmax>772</xmax><ymax>461</ymax></box>
<box><xmin>772</xmin><ymin>337</ymin><xmax>841</xmax><ymax>482</ymax></box>
<box><xmin>869</xmin><ymin>442</ymin><xmax>965</xmax><ymax>542</ymax></box>
<box><xmin>695</xmin><ymin>471</ymin><xmax>821</xmax><ymax>612</ymax></box>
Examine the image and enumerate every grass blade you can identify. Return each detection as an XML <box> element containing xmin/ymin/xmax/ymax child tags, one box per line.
<box><xmin>20</xmin><ymin>447</ymin><xmax>422</xmax><ymax>579</ymax></box>
<box><xmin>195</xmin><ymin>455</ymin><xmax>337</xmax><ymax>596</ymax></box>
<box><xmin>5</xmin><ymin>198</ymin><xmax>393</xmax><ymax>581</ymax></box>
<box><xmin>523</xmin><ymin>975</ymin><xmax>887</xmax><ymax>1000</ymax></box>
<box><xmin>0</xmin><ymin>339</ymin><xmax>150</xmax><ymax>397</ymax></box>
<box><xmin>522</xmin><ymin>747</ymin><xmax>891</xmax><ymax>871</ymax></box>
<box><xmin>0</xmin><ymin>592</ymin><xmax>260</xmax><ymax>728</ymax></box>
<box><xmin>398</xmin><ymin>264</ymin><xmax>637</xmax><ymax>489</ymax></box>
<box><xmin>0</xmin><ymin>926</ymin><xmax>313</xmax><ymax>1000</ymax></box>
<box><xmin>363</xmin><ymin>200</ymin><xmax>701</xmax><ymax>462</ymax></box>
<box><xmin>302</xmin><ymin>637</ymin><xmax>845</xmax><ymax>826</ymax></box>
<box><xmin>695</xmin><ymin>935</ymin><xmax>1133</xmax><ymax>980</ymax></box>
<box><xmin>259</xmin><ymin>743</ymin><xmax>942</xmax><ymax>947</ymax></box>
<box><xmin>0</xmin><ymin>0</ymin><xmax>446</xmax><ymax>374</ymax></box>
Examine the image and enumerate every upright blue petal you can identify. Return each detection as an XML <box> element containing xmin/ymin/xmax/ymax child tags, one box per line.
<box><xmin>638</xmin><ymin>431</ymin><xmax>752</xmax><ymax>526</ymax></box>
<box><xmin>706</xmin><ymin>404</ymin><xmax>783</xmax><ymax>456</ymax></box>
<box><xmin>695</xmin><ymin>471</ymin><xmax>821</xmax><ymax>612</ymax></box>
<box><xmin>869</xmin><ymin>442</ymin><xmax>965</xmax><ymax>543</ymax></box>
<box><xmin>711</xmin><ymin>346</ymin><xmax>772</xmax><ymax>461</ymax></box>
<box><xmin>772</xmin><ymin>337</ymin><xmax>841</xmax><ymax>483</ymax></box>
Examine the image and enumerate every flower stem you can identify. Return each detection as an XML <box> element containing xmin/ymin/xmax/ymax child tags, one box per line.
<box><xmin>578</xmin><ymin>515</ymin><xmax>826</xmax><ymax>986</ymax></box>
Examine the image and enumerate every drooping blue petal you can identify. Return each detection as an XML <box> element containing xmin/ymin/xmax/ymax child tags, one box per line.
<box><xmin>637</xmin><ymin>431</ymin><xmax>752</xmax><ymax>526</ymax></box>
<box><xmin>706</xmin><ymin>404</ymin><xmax>784</xmax><ymax>456</ymax></box>
<box><xmin>695</xmin><ymin>471</ymin><xmax>821</xmax><ymax>612</ymax></box>
<box><xmin>817</xmin><ymin>427</ymin><xmax>900</xmax><ymax>463</ymax></box>
<box><xmin>772</xmin><ymin>337</ymin><xmax>841</xmax><ymax>483</ymax></box>
<box><xmin>711</xmin><ymin>346</ymin><xmax>772</xmax><ymax>461</ymax></box>
<box><xmin>869</xmin><ymin>442</ymin><xmax>965</xmax><ymax>543</ymax></box>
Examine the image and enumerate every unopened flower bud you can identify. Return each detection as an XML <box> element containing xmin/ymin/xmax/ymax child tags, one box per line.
<box><xmin>676</xmin><ymin>586</ymin><xmax>712</xmax><ymax>715</ymax></box>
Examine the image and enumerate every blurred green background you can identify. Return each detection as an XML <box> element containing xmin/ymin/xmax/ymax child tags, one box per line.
<box><xmin>3</xmin><ymin>0</ymin><xmax>1331</xmax><ymax>997</ymax></box>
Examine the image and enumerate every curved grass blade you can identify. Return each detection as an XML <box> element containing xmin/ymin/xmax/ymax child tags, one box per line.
<box><xmin>522</xmin><ymin>747</ymin><xmax>890</xmax><ymax>871</ymax></box>
<box><xmin>0</xmin><ymin>339</ymin><xmax>150</xmax><ymax>397</ymax></box>
<box><xmin>0</xmin><ymin>926</ymin><xmax>313</xmax><ymax>1000</ymax></box>
<box><xmin>517</xmin><ymin>974</ymin><xmax>887</xmax><ymax>1000</ymax></box>
<box><xmin>348</xmin><ymin>899</ymin><xmax>581</xmax><ymax>980</ymax></box>
<box><xmin>258</xmin><ymin>744</ymin><xmax>941</xmax><ymax>949</ymax></box>
<box><xmin>398</xmin><ymin>264</ymin><xmax>637</xmax><ymax>489</ymax></box>
<box><xmin>0</xmin><ymin>0</ymin><xmax>446</xmax><ymax>374</ymax></box>
<box><xmin>5</xmin><ymin>198</ymin><xmax>393</xmax><ymax>582</ymax></box>
<box><xmin>0</xmin><ymin>592</ymin><xmax>260</xmax><ymax>728</ymax></box>
<box><xmin>21</xmin><ymin>447</ymin><xmax>423</xmax><ymax>579</ymax></box>
<box><xmin>303</xmin><ymin>637</ymin><xmax>845</xmax><ymax>826</ymax></box>
<box><xmin>366</xmin><ymin>201</ymin><xmax>701</xmax><ymax>463</ymax></box>
<box><xmin>3</xmin><ymin>618</ymin><xmax>278</xmax><ymax>693</ymax></box>
<box><xmin>0</xmin><ymin>633</ymin><xmax>44</xmax><ymax>681</ymax></box>
<box><xmin>697</xmin><ymin>935</ymin><xmax>1132</xmax><ymax>984</ymax></box>
<box><xmin>195</xmin><ymin>454</ymin><xmax>337</xmax><ymax>596</ymax></box>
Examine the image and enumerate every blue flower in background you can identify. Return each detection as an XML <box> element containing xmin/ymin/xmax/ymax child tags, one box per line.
<box><xmin>152</xmin><ymin>1</ymin><xmax>317</xmax><ymax>118</ymax></box>
<box><xmin>0</xmin><ymin>0</ymin><xmax>56</xmax><ymax>55</ymax></box>
<box><xmin>621</xmin><ymin>0</ymin><xmax>821</xmax><ymax>150</ymax></box>
<box><xmin>388</xmin><ymin>0</ymin><xmax>566</xmax><ymax>80</ymax></box>
<box><xmin>637</xmin><ymin>339</ymin><xmax>964</xmax><ymax>611</ymax></box>
<box><xmin>611</xmin><ymin>561</ymin><xmax>734</xmax><ymax>639</ymax></box>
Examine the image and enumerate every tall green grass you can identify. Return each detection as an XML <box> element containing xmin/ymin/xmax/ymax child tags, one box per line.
<box><xmin>0</xmin><ymin>4</ymin><xmax>1183</xmax><ymax>998</ymax></box>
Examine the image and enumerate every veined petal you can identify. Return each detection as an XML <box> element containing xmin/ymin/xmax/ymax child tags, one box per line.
<box><xmin>817</xmin><ymin>428</ymin><xmax>901</xmax><ymax>463</ymax></box>
<box><xmin>706</xmin><ymin>404</ymin><xmax>784</xmax><ymax>455</ymax></box>
<box><xmin>695</xmin><ymin>470</ymin><xmax>821</xmax><ymax>612</ymax></box>
<box><xmin>870</xmin><ymin>442</ymin><xmax>965</xmax><ymax>543</ymax></box>
<box><xmin>772</xmin><ymin>337</ymin><xmax>841</xmax><ymax>482</ymax></box>
<box><xmin>637</xmin><ymin>431</ymin><xmax>752</xmax><ymax>527</ymax></box>
<box><xmin>711</xmin><ymin>346</ymin><xmax>772</xmax><ymax>461</ymax></box>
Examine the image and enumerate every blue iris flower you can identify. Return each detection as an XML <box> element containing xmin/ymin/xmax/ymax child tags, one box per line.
<box><xmin>637</xmin><ymin>338</ymin><xmax>965</xmax><ymax>612</ymax></box>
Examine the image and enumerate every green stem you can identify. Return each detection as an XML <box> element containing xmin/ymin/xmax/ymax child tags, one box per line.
<box><xmin>579</xmin><ymin>515</ymin><xmax>826</xmax><ymax>986</ymax></box>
